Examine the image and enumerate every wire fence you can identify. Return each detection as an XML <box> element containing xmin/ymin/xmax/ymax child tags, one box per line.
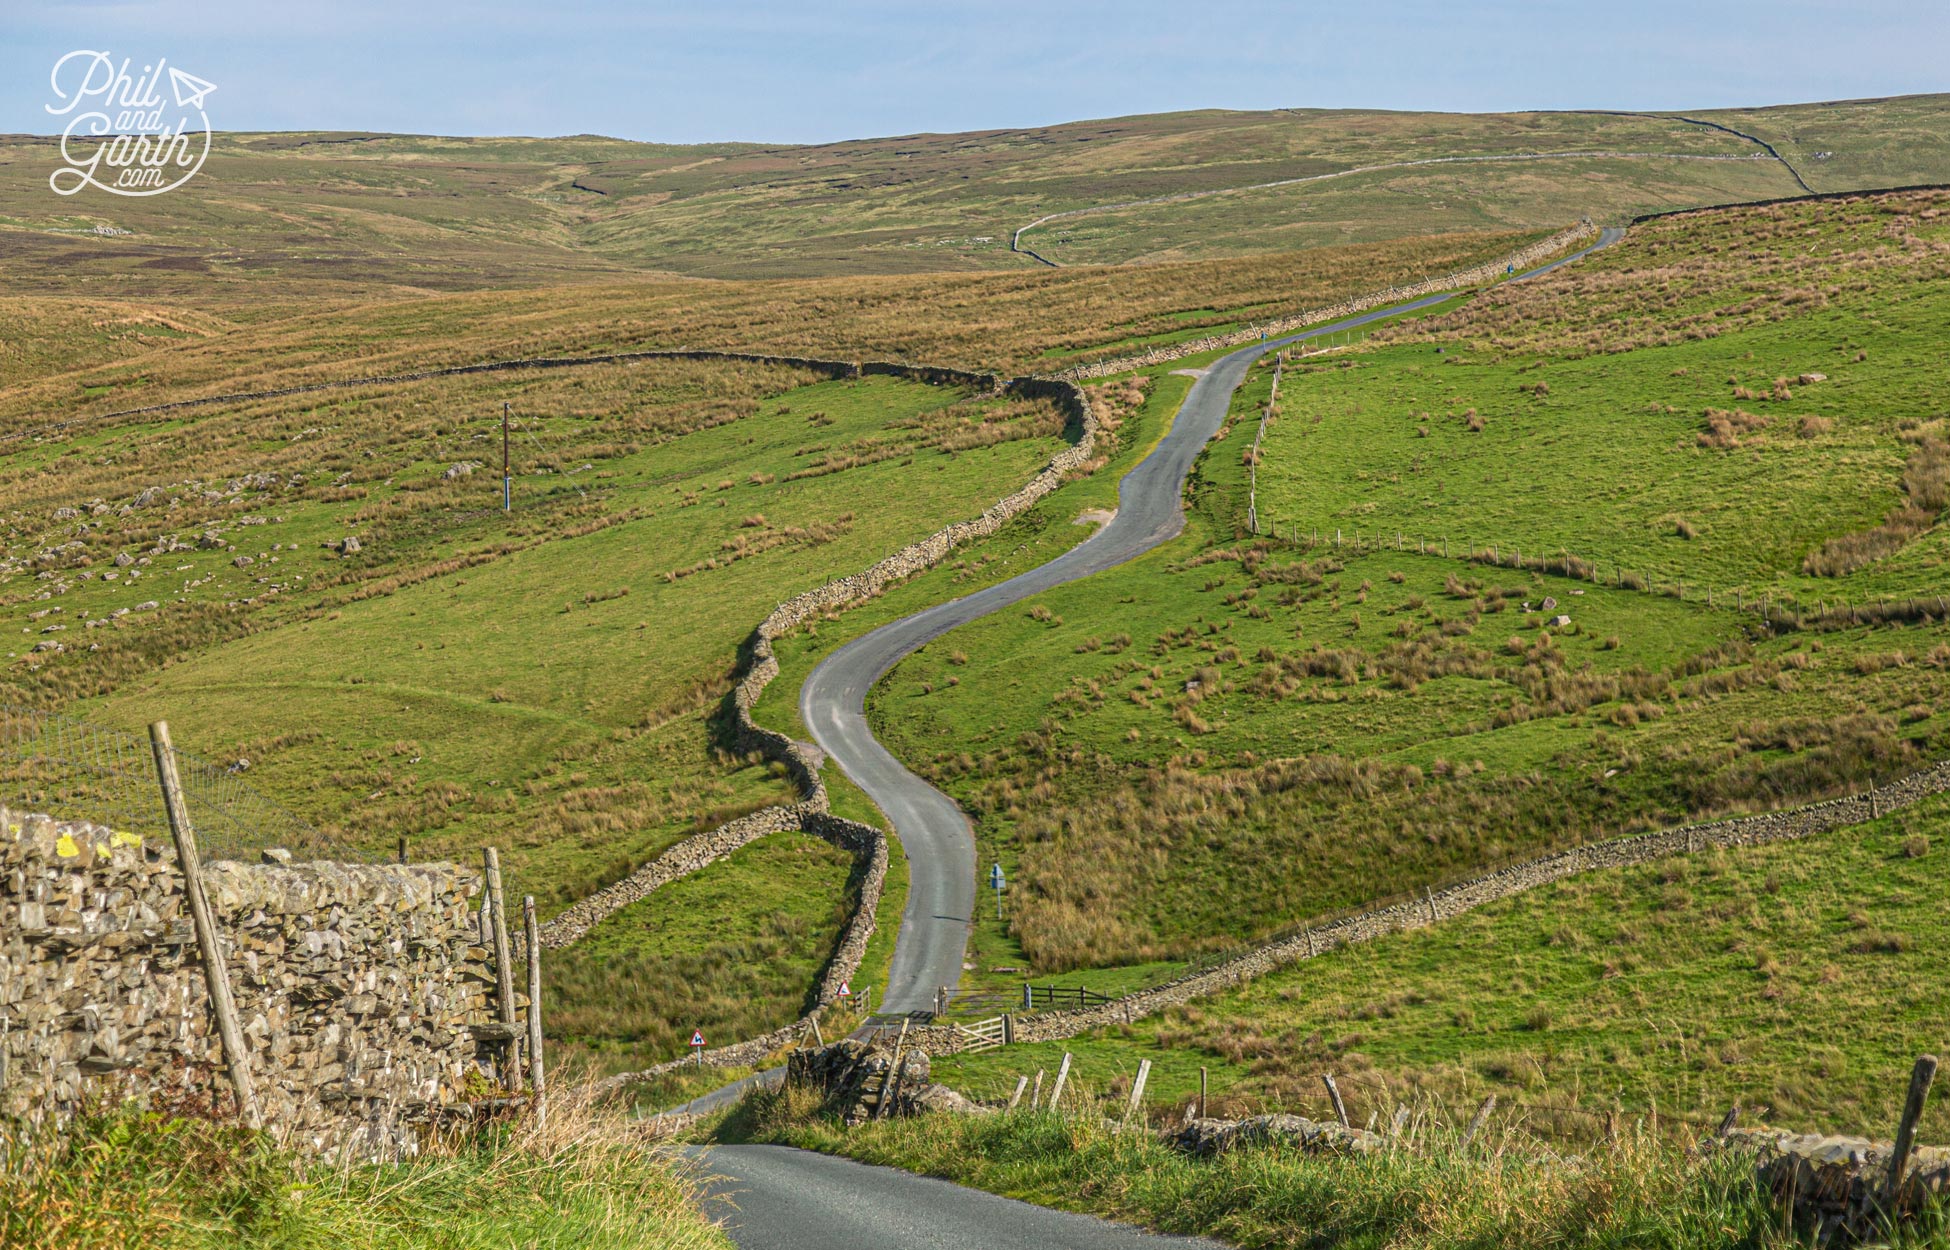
<box><xmin>0</xmin><ymin>705</ymin><xmax>367</xmax><ymax>863</ymax></box>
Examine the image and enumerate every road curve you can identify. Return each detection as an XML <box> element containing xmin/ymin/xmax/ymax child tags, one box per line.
<box><xmin>694</xmin><ymin>1143</ymin><xmax>1224</xmax><ymax>1250</ymax></box>
<box><xmin>798</xmin><ymin>226</ymin><xmax>1623</xmax><ymax>1014</ymax></box>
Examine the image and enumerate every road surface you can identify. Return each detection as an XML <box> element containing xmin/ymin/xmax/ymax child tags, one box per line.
<box><xmin>695</xmin><ymin>1143</ymin><xmax>1224</xmax><ymax>1250</ymax></box>
<box><xmin>797</xmin><ymin>226</ymin><xmax>1623</xmax><ymax>1014</ymax></box>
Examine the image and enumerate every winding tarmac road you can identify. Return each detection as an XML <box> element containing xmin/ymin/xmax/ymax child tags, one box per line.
<box><xmin>801</xmin><ymin>227</ymin><xmax>1625</xmax><ymax>1015</ymax></box>
<box><xmin>674</xmin><ymin>227</ymin><xmax>1624</xmax><ymax>1246</ymax></box>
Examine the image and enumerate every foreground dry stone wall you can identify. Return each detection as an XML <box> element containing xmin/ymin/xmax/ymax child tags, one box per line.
<box><xmin>0</xmin><ymin>806</ymin><xmax>495</xmax><ymax>1155</ymax></box>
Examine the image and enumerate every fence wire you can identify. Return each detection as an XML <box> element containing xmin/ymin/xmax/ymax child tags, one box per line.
<box><xmin>0</xmin><ymin>706</ymin><xmax>368</xmax><ymax>862</ymax></box>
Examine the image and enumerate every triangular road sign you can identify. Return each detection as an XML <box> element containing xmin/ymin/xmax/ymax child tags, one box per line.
<box><xmin>838</xmin><ymin>981</ymin><xmax>852</xmax><ymax>997</ymax></box>
<box><xmin>168</xmin><ymin>67</ymin><xmax>218</xmax><ymax>110</ymax></box>
<box><xmin>689</xmin><ymin>1030</ymin><xmax>705</xmax><ymax>1047</ymax></box>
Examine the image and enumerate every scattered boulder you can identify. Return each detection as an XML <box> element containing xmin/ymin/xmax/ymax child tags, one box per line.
<box><xmin>1549</xmin><ymin>614</ymin><xmax>1572</xmax><ymax>628</ymax></box>
<box><xmin>232</xmin><ymin>555</ymin><xmax>254</xmax><ymax>568</ymax></box>
<box><xmin>1170</xmin><ymin>1113</ymin><xmax>1381</xmax><ymax>1158</ymax></box>
<box><xmin>443</xmin><ymin>461</ymin><xmax>483</xmax><ymax>480</ymax></box>
<box><xmin>340</xmin><ymin>536</ymin><xmax>362</xmax><ymax>556</ymax></box>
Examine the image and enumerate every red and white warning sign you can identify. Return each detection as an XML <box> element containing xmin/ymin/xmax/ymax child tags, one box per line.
<box><xmin>837</xmin><ymin>981</ymin><xmax>852</xmax><ymax>998</ymax></box>
<box><xmin>690</xmin><ymin>1030</ymin><xmax>705</xmax><ymax>1047</ymax></box>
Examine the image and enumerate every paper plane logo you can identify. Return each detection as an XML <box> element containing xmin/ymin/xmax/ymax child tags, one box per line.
<box><xmin>46</xmin><ymin>51</ymin><xmax>217</xmax><ymax>197</ymax></box>
<box><xmin>168</xmin><ymin>67</ymin><xmax>218</xmax><ymax>111</ymax></box>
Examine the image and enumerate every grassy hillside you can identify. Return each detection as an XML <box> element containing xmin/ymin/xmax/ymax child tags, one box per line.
<box><xmin>5</xmin><ymin>96</ymin><xmax>1944</xmax><ymax>289</ymax></box>
<box><xmin>928</xmin><ymin>795</ymin><xmax>1950</xmax><ymax>1144</ymax></box>
<box><xmin>1696</xmin><ymin>94</ymin><xmax>1950</xmax><ymax>193</ymax></box>
<box><xmin>3</xmin><ymin>364</ymin><xmax>1064</xmax><ymax>911</ymax></box>
<box><xmin>2</xmin><ymin>220</ymin><xmax>1557</xmax><ymax>1070</ymax></box>
<box><xmin>0</xmin><ymin>228</ymin><xmax>1536</xmax><ymax>413</ymax></box>
<box><xmin>766</xmin><ymin>191</ymin><xmax>1950</xmax><ymax>987</ymax></box>
<box><xmin>1281</xmin><ymin>188</ymin><xmax>1950</xmax><ymax>600</ymax></box>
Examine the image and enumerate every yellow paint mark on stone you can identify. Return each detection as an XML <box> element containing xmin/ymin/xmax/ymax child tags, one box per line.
<box><xmin>55</xmin><ymin>833</ymin><xmax>79</xmax><ymax>858</ymax></box>
<box><xmin>111</xmin><ymin>830</ymin><xmax>143</xmax><ymax>849</ymax></box>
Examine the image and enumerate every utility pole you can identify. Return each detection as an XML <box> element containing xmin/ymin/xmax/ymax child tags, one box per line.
<box><xmin>502</xmin><ymin>402</ymin><xmax>511</xmax><ymax>512</ymax></box>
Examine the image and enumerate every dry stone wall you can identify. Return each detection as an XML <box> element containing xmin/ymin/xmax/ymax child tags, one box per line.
<box><xmin>1732</xmin><ymin>1125</ymin><xmax>1950</xmax><ymax>1242</ymax></box>
<box><xmin>1052</xmin><ymin>220</ymin><xmax>1598</xmax><ymax>382</ymax></box>
<box><xmin>0</xmin><ymin>806</ymin><xmax>495</xmax><ymax>1156</ymax></box>
<box><xmin>559</xmin><ymin>366</ymin><xmax>1095</xmax><ymax>1080</ymax></box>
<box><xmin>542</xmin><ymin>366</ymin><xmax>1096</xmax><ymax>952</ymax></box>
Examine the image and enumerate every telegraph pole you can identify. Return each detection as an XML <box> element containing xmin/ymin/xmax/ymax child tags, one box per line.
<box><xmin>501</xmin><ymin>402</ymin><xmax>511</xmax><ymax>512</ymax></box>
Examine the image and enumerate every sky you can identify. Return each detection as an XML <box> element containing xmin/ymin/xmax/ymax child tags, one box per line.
<box><xmin>5</xmin><ymin>0</ymin><xmax>1946</xmax><ymax>145</ymax></box>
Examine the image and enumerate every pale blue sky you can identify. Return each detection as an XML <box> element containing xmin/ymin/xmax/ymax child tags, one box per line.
<box><xmin>6</xmin><ymin>0</ymin><xmax>1945</xmax><ymax>144</ymax></box>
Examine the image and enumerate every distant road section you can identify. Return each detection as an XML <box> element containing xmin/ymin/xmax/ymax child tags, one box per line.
<box><xmin>799</xmin><ymin>225</ymin><xmax>1624</xmax><ymax>1016</ymax></box>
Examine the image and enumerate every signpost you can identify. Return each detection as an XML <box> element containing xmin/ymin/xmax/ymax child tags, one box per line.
<box><xmin>989</xmin><ymin>862</ymin><xmax>1005</xmax><ymax>920</ymax></box>
<box><xmin>689</xmin><ymin>1029</ymin><xmax>705</xmax><ymax>1068</ymax></box>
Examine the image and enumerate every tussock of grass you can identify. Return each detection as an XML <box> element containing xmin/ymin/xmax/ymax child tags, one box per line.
<box><xmin>1</xmin><ymin>1089</ymin><xmax>727</xmax><ymax>1250</ymax></box>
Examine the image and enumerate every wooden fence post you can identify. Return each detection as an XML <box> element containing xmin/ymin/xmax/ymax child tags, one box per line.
<box><xmin>1030</xmin><ymin>1069</ymin><xmax>1045</xmax><ymax>1109</ymax></box>
<box><xmin>1009</xmin><ymin>1075</ymin><xmax>1029</xmax><ymax>1110</ymax></box>
<box><xmin>523</xmin><ymin>895</ymin><xmax>545</xmax><ymax>1125</ymax></box>
<box><xmin>876</xmin><ymin>1018</ymin><xmax>912</xmax><ymax>1121</ymax></box>
<box><xmin>1049</xmin><ymin>1052</ymin><xmax>1073</xmax><ymax>1110</ymax></box>
<box><xmin>1199</xmin><ymin>1066</ymin><xmax>1208</xmax><ymax>1119</ymax></box>
<box><xmin>1125</xmin><ymin>1059</ymin><xmax>1152</xmax><ymax>1124</ymax></box>
<box><xmin>1462</xmin><ymin>1094</ymin><xmax>1496</xmax><ymax>1150</ymax></box>
<box><xmin>1888</xmin><ymin>1055</ymin><xmax>1939</xmax><ymax>1202</ymax></box>
<box><xmin>483</xmin><ymin>848</ymin><xmax>520</xmax><ymax>1092</ymax></box>
<box><xmin>149</xmin><ymin>721</ymin><xmax>262</xmax><ymax>1131</ymax></box>
<box><xmin>1323</xmin><ymin>1074</ymin><xmax>1351</xmax><ymax>1128</ymax></box>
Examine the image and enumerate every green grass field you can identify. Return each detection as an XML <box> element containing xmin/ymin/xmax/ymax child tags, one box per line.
<box><xmin>810</xmin><ymin>192</ymin><xmax>1950</xmax><ymax>993</ymax></box>
<box><xmin>1265</xmin><ymin>189</ymin><xmax>1950</xmax><ymax>600</ymax></box>
<box><xmin>928</xmin><ymin>794</ymin><xmax>1950</xmax><ymax>1144</ymax></box>
<box><xmin>547</xmin><ymin>831</ymin><xmax>857</xmax><ymax>1075</ymax></box>
<box><xmin>0</xmin><ymin>356</ymin><xmax>1069</xmax><ymax>1068</ymax></box>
